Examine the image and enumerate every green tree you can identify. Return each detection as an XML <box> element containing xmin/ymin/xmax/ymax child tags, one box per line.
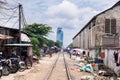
<box><xmin>24</xmin><ymin>23</ymin><xmax>52</xmax><ymax>55</ymax></box>
<box><xmin>47</xmin><ymin>39</ymin><xmax>55</xmax><ymax>48</ymax></box>
<box><xmin>24</xmin><ymin>23</ymin><xmax>52</xmax><ymax>37</ymax></box>
<box><xmin>30</xmin><ymin>37</ymin><xmax>40</xmax><ymax>56</ymax></box>
<box><xmin>55</xmin><ymin>40</ymin><xmax>62</xmax><ymax>48</ymax></box>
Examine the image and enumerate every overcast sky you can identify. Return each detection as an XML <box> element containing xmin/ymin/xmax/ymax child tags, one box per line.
<box><xmin>6</xmin><ymin>0</ymin><xmax>118</xmax><ymax>47</ymax></box>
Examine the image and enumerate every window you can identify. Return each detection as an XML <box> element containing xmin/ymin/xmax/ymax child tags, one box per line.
<box><xmin>105</xmin><ymin>19</ymin><xmax>110</xmax><ymax>33</ymax></box>
<box><xmin>105</xmin><ymin>19</ymin><xmax>116</xmax><ymax>34</ymax></box>
<box><xmin>111</xmin><ymin>19</ymin><xmax>116</xmax><ymax>34</ymax></box>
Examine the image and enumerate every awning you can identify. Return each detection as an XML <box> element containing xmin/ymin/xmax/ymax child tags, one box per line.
<box><xmin>4</xmin><ymin>43</ymin><xmax>33</xmax><ymax>47</ymax></box>
<box><xmin>0</xmin><ymin>34</ymin><xmax>13</xmax><ymax>39</ymax></box>
<box><xmin>21</xmin><ymin>33</ymin><xmax>31</xmax><ymax>42</ymax></box>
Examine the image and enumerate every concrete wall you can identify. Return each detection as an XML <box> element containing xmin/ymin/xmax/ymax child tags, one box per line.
<box><xmin>73</xmin><ymin>35</ymin><xmax>79</xmax><ymax>48</ymax></box>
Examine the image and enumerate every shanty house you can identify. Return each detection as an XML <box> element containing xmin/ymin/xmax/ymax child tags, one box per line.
<box><xmin>0</xmin><ymin>26</ymin><xmax>32</xmax><ymax>58</ymax></box>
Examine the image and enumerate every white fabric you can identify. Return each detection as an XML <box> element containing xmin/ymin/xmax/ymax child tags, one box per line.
<box><xmin>118</xmin><ymin>53</ymin><xmax>120</xmax><ymax>64</ymax></box>
<box><xmin>114</xmin><ymin>67</ymin><xmax>120</xmax><ymax>76</ymax></box>
<box><xmin>21</xmin><ymin>33</ymin><xmax>31</xmax><ymax>42</ymax></box>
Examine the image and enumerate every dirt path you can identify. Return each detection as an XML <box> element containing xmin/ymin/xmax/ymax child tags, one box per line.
<box><xmin>0</xmin><ymin>52</ymin><xmax>92</xmax><ymax>80</ymax></box>
<box><xmin>0</xmin><ymin>54</ymin><xmax>58</xmax><ymax>80</ymax></box>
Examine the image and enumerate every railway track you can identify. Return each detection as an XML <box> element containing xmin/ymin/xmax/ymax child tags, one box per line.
<box><xmin>44</xmin><ymin>52</ymin><xmax>72</xmax><ymax>80</ymax></box>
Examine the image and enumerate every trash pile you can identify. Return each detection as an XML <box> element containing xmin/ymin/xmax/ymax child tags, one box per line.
<box><xmin>70</xmin><ymin>49</ymin><xmax>119</xmax><ymax>80</ymax></box>
<box><xmin>72</xmin><ymin>57</ymin><xmax>118</xmax><ymax>80</ymax></box>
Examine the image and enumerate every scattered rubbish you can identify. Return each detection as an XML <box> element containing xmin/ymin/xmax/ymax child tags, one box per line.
<box><xmin>70</xmin><ymin>51</ymin><xmax>120</xmax><ymax>79</ymax></box>
<box><xmin>98</xmin><ymin>70</ymin><xmax>106</xmax><ymax>76</ymax></box>
<box><xmin>81</xmin><ymin>76</ymin><xmax>94</xmax><ymax>80</ymax></box>
<box><xmin>80</xmin><ymin>64</ymin><xmax>97</xmax><ymax>76</ymax></box>
<box><xmin>75</xmin><ymin>57</ymin><xmax>81</xmax><ymax>62</ymax></box>
<box><xmin>80</xmin><ymin>66</ymin><xmax>86</xmax><ymax>72</ymax></box>
<box><xmin>94</xmin><ymin>76</ymin><xmax>110</xmax><ymax>80</ymax></box>
<box><xmin>74</xmin><ymin>62</ymin><xmax>85</xmax><ymax>67</ymax></box>
<box><xmin>114</xmin><ymin>67</ymin><xmax>120</xmax><ymax>76</ymax></box>
<box><xmin>71</xmin><ymin>55</ymin><xmax>76</xmax><ymax>60</ymax></box>
<box><xmin>85</xmin><ymin>64</ymin><xmax>94</xmax><ymax>72</ymax></box>
<box><xmin>117</xmin><ymin>78</ymin><xmax>120</xmax><ymax>80</ymax></box>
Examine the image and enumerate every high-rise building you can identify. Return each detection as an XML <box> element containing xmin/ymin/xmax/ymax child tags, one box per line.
<box><xmin>57</xmin><ymin>27</ymin><xmax>63</xmax><ymax>47</ymax></box>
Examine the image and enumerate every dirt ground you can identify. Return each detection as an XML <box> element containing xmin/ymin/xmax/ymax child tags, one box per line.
<box><xmin>0</xmin><ymin>54</ymin><xmax>57</xmax><ymax>80</ymax></box>
<box><xmin>0</xmin><ymin>52</ymin><xmax>92</xmax><ymax>80</ymax></box>
<box><xmin>1</xmin><ymin>52</ymin><xmax>118</xmax><ymax>80</ymax></box>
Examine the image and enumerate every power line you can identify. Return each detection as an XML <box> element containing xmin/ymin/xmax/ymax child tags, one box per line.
<box><xmin>22</xmin><ymin>10</ymin><xmax>27</xmax><ymax>25</ymax></box>
<box><xmin>21</xmin><ymin>5</ymin><xmax>27</xmax><ymax>30</ymax></box>
<box><xmin>11</xmin><ymin>18</ymin><xmax>19</xmax><ymax>28</ymax></box>
<box><xmin>0</xmin><ymin>5</ymin><xmax>18</xmax><ymax>17</ymax></box>
<box><xmin>0</xmin><ymin>8</ymin><xmax>18</xmax><ymax>26</ymax></box>
<box><xmin>0</xmin><ymin>1</ymin><xmax>28</xmax><ymax>30</ymax></box>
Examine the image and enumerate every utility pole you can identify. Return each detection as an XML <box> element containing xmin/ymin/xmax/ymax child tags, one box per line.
<box><xmin>18</xmin><ymin>3</ymin><xmax>22</xmax><ymax>56</ymax></box>
<box><xmin>19</xmin><ymin>3</ymin><xmax>22</xmax><ymax>44</ymax></box>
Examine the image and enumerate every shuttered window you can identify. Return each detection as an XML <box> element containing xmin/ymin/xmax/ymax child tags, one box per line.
<box><xmin>105</xmin><ymin>19</ymin><xmax>110</xmax><ymax>33</ymax></box>
<box><xmin>111</xmin><ymin>19</ymin><xmax>116</xmax><ymax>34</ymax></box>
<box><xmin>105</xmin><ymin>19</ymin><xmax>116</xmax><ymax>34</ymax></box>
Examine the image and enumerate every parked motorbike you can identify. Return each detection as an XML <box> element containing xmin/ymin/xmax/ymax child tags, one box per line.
<box><xmin>2</xmin><ymin>58</ymin><xmax>18</xmax><ymax>76</ymax></box>
<box><xmin>2</xmin><ymin>59</ymin><xmax>10</xmax><ymax>76</ymax></box>
<box><xmin>10</xmin><ymin>56</ymin><xmax>32</xmax><ymax>72</ymax></box>
<box><xmin>25</xmin><ymin>57</ymin><xmax>32</xmax><ymax>69</ymax></box>
<box><xmin>0</xmin><ymin>60</ymin><xmax>3</xmax><ymax>78</ymax></box>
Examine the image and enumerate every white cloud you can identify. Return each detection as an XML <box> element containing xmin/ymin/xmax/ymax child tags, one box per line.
<box><xmin>43</xmin><ymin>0</ymin><xmax>100</xmax><ymax>47</ymax></box>
<box><xmin>46</xmin><ymin>0</ymin><xmax>79</xmax><ymax>19</ymax></box>
<box><xmin>45</xmin><ymin>0</ymin><xmax>99</xmax><ymax>29</ymax></box>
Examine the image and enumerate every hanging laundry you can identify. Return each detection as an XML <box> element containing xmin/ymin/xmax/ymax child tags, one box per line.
<box><xmin>113</xmin><ymin>51</ymin><xmax>118</xmax><ymax>63</ymax></box>
<box><xmin>117</xmin><ymin>53</ymin><xmax>120</xmax><ymax>66</ymax></box>
<box><xmin>87</xmin><ymin>50</ymin><xmax>90</xmax><ymax>57</ymax></box>
<box><xmin>96</xmin><ymin>45</ymin><xmax>102</xmax><ymax>58</ymax></box>
<box><xmin>100</xmin><ymin>52</ymin><xmax>105</xmax><ymax>59</ymax></box>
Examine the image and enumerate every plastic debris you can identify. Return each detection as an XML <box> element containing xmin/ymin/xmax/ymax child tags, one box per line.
<box><xmin>80</xmin><ymin>64</ymin><xmax>97</xmax><ymax>76</ymax></box>
<box><xmin>74</xmin><ymin>62</ymin><xmax>85</xmax><ymax>67</ymax></box>
<box><xmin>114</xmin><ymin>67</ymin><xmax>120</xmax><ymax>76</ymax></box>
<box><xmin>81</xmin><ymin>76</ymin><xmax>94</xmax><ymax>80</ymax></box>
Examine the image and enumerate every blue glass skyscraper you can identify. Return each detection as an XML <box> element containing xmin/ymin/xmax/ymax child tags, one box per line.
<box><xmin>57</xmin><ymin>27</ymin><xmax>63</xmax><ymax>47</ymax></box>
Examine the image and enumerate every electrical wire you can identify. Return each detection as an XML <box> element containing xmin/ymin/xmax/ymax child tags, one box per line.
<box><xmin>21</xmin><ymin>6</ymin><xmax>28</xmax><ymax>30</ymax></box>
<box><xmin>22</xmin><ymin>10</ymin><xmax>27</xmax><ymax>25</ymax></box>
<box><xmin>0</xmin><ymin>1</ymin><xmax>28</xmax><ymax>30</ymax></box>
<box><xmin>11</xmin><ymin>18</ymin><xmax>19</xmax><ymax>28</ymax></box>
<box><xmin>0</xmin><ymin>0</ymin><xmax>18</xmax><ymax>13</ymax></box>
<box><xmin>0</xmin><ymin>8</ymin><xmax>18</xmax><ymax>26</ymax></box>
<box><xmin>0</xmin><ymin>5</ymin><xmax>18</xmax><ymax>17</ymax></box>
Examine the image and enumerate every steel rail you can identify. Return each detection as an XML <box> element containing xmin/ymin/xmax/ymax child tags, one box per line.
<box><xmin>44</xmin><ymin>52</ymin><xmax>72</xmax><ymax>80</ymax></box>
<box><xmin>63</xmin><ymin>53</ymin><xmax>72</xmax><ymax>80</ymax></box>
<box><xmin>44</xmin><ymin>53</ymin><xmax>60</xmax><ymax>80</ymax></box>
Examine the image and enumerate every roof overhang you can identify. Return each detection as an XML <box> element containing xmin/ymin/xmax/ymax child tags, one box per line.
<box><xmin>4</xmin><ymin>43</ymin><xmax>33</xmax><ymax>47</ymax></box>
<box><xmin>0</xmin><ymin>34</ymin><xmax>13</xmax><ymax>39</ymax></box>
<box><xmin>21</xmin><ymin>33</ymin><xmax>31</xmax><ymax>42</ymax></box>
